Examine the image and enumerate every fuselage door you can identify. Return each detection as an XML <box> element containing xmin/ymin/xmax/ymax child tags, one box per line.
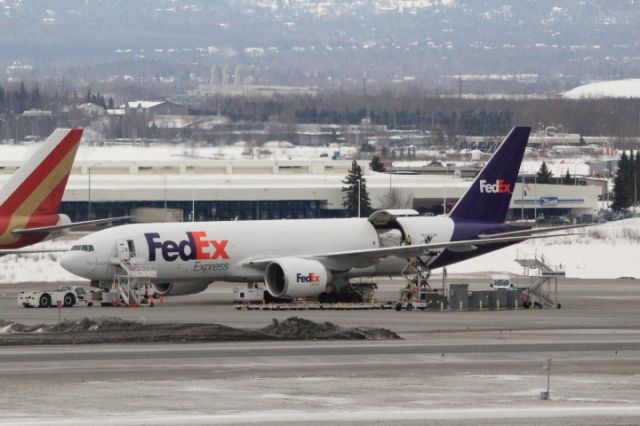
<box><xmin>127</xmin><ymin>239</ymin><xmax>136</xmax><ymax>257</ymax></box>
<box><xmin>116</xmin><ymin>239</ymin><xmax>131</xmax><ymax>261</ymax></box>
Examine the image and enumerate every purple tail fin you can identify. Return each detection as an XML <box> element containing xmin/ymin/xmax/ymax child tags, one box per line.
<box><xmin>449</xmin><ymin>126</ymin><xmax>531</xmax><ymax>224</ymax></box>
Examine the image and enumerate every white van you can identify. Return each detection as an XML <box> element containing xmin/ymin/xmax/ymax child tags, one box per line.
<box><xmin>490</xmin><ymin>275</ymin><xmax>513</xmax><ymax>290</ymax></box>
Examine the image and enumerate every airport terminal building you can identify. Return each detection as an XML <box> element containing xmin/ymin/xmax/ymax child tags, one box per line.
<box><xmin>0</xmin><ymin>154</ymin><xmax>600</xmax><ymax>223</ymax></box>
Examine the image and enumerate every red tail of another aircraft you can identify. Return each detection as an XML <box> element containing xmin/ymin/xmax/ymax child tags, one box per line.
<box><xmin>0</xmin><ymin>128</ymin><xmax>83</xmax><ymax>246</ymax></box>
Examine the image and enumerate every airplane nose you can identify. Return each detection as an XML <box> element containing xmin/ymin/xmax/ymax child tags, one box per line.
<box><xmin>60</xmin><ymin>250</ymin><xmax>84</xmax><ymax>277</ymax></box>
<box><xmin>60</xmin><ymin>251</ymin><xmax>75</xmax><ymax>273</ymax></box>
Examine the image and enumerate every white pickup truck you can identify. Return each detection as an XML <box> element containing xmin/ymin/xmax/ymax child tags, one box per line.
<box><xmin>18</xmin><ymin>286</ymin><xmax>88</xmax><ymax>308</ymax></box>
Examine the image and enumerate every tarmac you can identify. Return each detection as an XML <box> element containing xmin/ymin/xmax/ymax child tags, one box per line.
<box><xmin>1</xmin><ymin>276</ymin><xmax>640</xmax><ymax>424</ymax></box>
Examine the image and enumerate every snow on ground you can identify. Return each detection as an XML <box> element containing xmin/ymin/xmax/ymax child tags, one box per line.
<box><xmin>445</xmin><ymin>218</ymin><xmax>640</xmax><ymax>279</ymax></box>
<box><xmin>0</xmin><ymin>242</ymin><xmax>80</xmax><ymax>284</ymax></box>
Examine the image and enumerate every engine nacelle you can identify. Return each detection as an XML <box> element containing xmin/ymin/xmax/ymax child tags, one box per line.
<box><xmin>152</xmin><ymin>281</ymin><xmax>211</xmax><ymax>296</ymax></box>
<box><xmin>264</xmin><ymin>258</ymin><xmax>330</xmax><ymax>299</ymax></box>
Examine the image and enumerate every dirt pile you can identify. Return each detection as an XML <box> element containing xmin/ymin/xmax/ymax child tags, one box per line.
<box><xmin>0</xmin><ymin>318</ymin><xmax>145</xmax><ymax>334</ymax></box>
<box><xmin>0</xmin><ymin>317</ymin><xmax>400</xmax><ymax>345</ymax></box>
<box><xmin>260</xmin><ymin>317</ymin><xmax>401</xmax><ymax>340</ymax></box>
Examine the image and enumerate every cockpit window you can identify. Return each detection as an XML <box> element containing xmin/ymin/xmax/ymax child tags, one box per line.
<box><xmin>70</xmin><ymin>245</ymin><xmax>94</xmax><ymax>252</ymax></box>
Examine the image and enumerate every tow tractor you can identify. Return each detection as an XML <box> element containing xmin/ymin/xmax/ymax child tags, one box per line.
<box><xmin>18</xmin><ymin>286</ymin><xmax>88</xmax><ymax>308</ymax></box>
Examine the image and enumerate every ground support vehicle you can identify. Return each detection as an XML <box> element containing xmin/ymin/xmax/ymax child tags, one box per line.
<box><xmin>18</xmin><ymin>286</ymin><xmax>87</xmax><ymax>308</ymax></box>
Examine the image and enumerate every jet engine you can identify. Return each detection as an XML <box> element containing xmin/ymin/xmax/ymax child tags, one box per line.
<box><xmin>264</xmin><ymin>258</ymin><xmax>330</xmax><ymax>299</ymax></box>
<box><xmin>151</xmin><ymin>281</ymin><xmax>211</xmax><ymax>296</ymax></box>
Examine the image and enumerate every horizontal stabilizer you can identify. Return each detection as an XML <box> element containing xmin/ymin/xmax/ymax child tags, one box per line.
<box><xmin>478</xmin><ymin>223</ymin><xmax>590</xmax><ymax>239</ymax></box>
<box><xmin>0</xmin><ymin>248</ymin><xmax>68</xmax><ymax>256</ymax></box>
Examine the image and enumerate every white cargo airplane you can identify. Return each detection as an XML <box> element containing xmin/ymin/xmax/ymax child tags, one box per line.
<box><xmin>61</xmin><ymin>127</ymin><xmax>582</xmax><ymax>299</ymax></box>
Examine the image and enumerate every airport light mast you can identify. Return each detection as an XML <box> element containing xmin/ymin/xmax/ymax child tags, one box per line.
<box><xmin>87</xmin><ymin>162</ymin><xmax>102</xmax><ymax>220</ymax></box>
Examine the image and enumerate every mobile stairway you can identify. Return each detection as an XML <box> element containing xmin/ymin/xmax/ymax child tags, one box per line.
<box><xmin>112</xmin><ymin>259</ymin><xmax>157</xmax><ymax>307</ymax></box>
<box><xmin>515</xmin><ymin>251</ymin><xmax>564</xmax><ymax>309</ymax></box>
<box><xmin>106</xmin><ymin>239</ymin><xmax>157</xmax><ymax>307</ymax></box>
<box><xmin>396</xmin><ymin>259</ymin><xmax>447</xmax><ymax>310</ymax></box>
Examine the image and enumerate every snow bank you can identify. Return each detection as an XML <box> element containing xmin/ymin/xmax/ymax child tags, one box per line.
<box><xmin>0</xmin><ymin>242</ymin><xmax>82</xmax><ymax>283</ymax></box>
<box><xmin>445</xmin><ymin>218</ymin><xmax>640</xmax><ymax>278</ymax></box>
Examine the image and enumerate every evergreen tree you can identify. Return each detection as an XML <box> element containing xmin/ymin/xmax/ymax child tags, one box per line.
<box><xmin>360</xmin><ymin>142</ymin><xmax>374</xmax><ymax>152</ymax></box>
<box><xmin>369</xmin><ymin>155</ymin><xmax>385</xmax><ymax>172</ymax></box>
<box><xmin>16</xmin><ymin>82</ymin><xmax>27</xmax><ymax>114</ymax></box>
<box><xmin>612</xmin><ymin>151</ymin><xmax>633</xmax><ymax>211</ymax></box>
<box><xmin>564</xmin><ymin>170</ymin><xmax>571</xmax><ymax>185</ymax></box>
<box><xmin>30</xmin><ymin>85</ymin><xmax>41</xmax><ymax>110</ymax></box>
<box><xmin>632</xmin><ymin>151</ymin><xmax>640</xmax><ymax>207</ymax></box>
<box><xmin>0</xmin><ymin>85</ymin><xmax>5</xmax><ymax>113</ymax></box>
<box><xmin>341</xmin><ymin>160</ymin><xmax>371</xmax><ymax>217</ymax></box>
<box><xmin>536</xmin><ymin>161</ymin><xmax>553</xmax><ymax>183</ymax></box>
<box><xmin>380</xmin><ymin>145</ymin><xmax>389</xmax><ymax>159</ymax></box>
<box><xmin>407</xmin><ymin>146</ymin><xmax>416</xmax><ymax>159</ymax></box>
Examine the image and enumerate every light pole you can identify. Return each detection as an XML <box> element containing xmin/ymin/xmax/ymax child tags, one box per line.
<box><xmin>635</xmin><ymin>170</ymin><xmax>638</xmax><ymax>211</ymax></box>
<box><xmin>161</xmin><ymin>175</ymin><xmax>168</xmax><ymax>220</ymax></box>
<box><xmin>192</xmin><ymin>189</ymin><xmax>196</xmax><ymax>222</ymax></box>
<box><xmin>357</xmin><ymin>178</ymin><xmax>361</xmax><ymax>218</ymax></box>
<box><xmin>443</xmin><ymin>165</ymin><xmax>448</xmax><ymax>214</ymax></box>
<box><xmin>521</xmin><ymin>174</ymin><xmax>525</xmax><ymax>221</ymax></box>
<box><xmin>87</xmin><ymin>162</ymin><xmax>102</xmax><ymax>220</ymax></box>
<box><xmin>533</xmin><ymin>175</ymin><xmax>537</xmax><ymax>223</ymax></box>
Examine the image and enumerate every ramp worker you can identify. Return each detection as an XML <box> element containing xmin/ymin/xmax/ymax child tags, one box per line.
<box><xmin>404</xmin><ymin>234</ymin><xmax>413</xmax><ymax>246</ymax></box>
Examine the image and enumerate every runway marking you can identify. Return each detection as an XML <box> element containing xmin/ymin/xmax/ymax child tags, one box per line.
<box><xmin>1</xmin><ymin>340</ymin><xmax>640</xmax><ymax>364</ymax></box>
<box><xmin>3</xmin><ymin>405</ymin><xmax>640</xmax><ymax>425</ymax></box>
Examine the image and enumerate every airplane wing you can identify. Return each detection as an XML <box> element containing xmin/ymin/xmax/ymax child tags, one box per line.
<box><xmin>245</xmin><ymin>232</ymin><xmax>580</xmax><ymax>270</ymax></box>
<box><xmin>12</xmin><ymin>216</ymin><xmax>132</xmax><ymax>236</ymax></box>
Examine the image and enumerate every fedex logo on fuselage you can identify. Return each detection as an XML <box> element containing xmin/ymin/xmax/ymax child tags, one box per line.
<box><xmin>296</xmin><ymin>273</ymin><xmax>321</xmax><ymax>283</ymax></box>
<box><xmin>145</xmin><ymin>232</ymin><xmax>229</xmax><ymax>262</ymax></box>
<box><xmin>479</xmin><ymin>179</ymin><xmax>512</xmax><ymax>194</ymax></box>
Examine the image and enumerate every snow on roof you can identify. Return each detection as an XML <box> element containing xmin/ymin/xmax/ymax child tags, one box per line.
<box><xmin>0</xmin><ymin>143</ymin><xmax>358</xmax><ymax>163</ymax></box>
<box><xmin>124</xmin><ymin>100</ymin><xmax>165</xmax><ymax>109</ymax></box>
<box><xmin>563</xmin><ymin>79</ymin><xmax>640</xmax><ymax>99</ymax></box>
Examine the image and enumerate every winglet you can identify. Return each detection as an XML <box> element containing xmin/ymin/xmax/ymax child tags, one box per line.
<box><xmin>448</xmin><ymin>126</ymin><xmax>530</xmax><ymax>223</ymax></box>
